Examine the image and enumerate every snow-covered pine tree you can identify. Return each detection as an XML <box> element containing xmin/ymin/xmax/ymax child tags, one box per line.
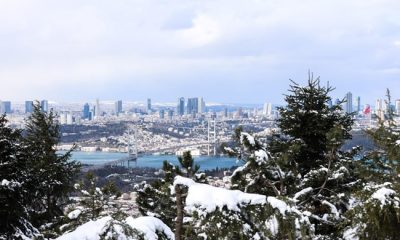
<box><xmin>136</xmin><ymin>151</ymin><xmax>205</xmax><ymax>239</ymax></box>
<box><xmin>58</xmin><ymin>172</ymin><xmax>124</xmax><ymax>236</ymax></box>
<box><xmin>0</xmin><ymin>115</ymin><xmax>40</xmax><ymax>239</ymax></box>
<box><xmin>22</xmin><ymin>102</ymin><xmax>80</xmax><ymax>230</ymax></box>
<box><xmin>343</xmin><ymin>89</ymin><xmax>400</xmax><ymax>239</ymax></box>
<box><xmin>136</xmin><ymin>161</ymin><xmax>178</xmax><ymax>227</ymax></box>
<box><xmin>228</xmin><ymin>74</ymin><xmax>361</xmax><ymax>238</ymax></box>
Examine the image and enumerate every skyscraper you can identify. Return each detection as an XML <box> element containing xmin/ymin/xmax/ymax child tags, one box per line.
<box><xmin>95</xmin><ymin>99</ymin><xmax>100</xmax><ymax>117</ymax></box>
<box><xmin>147</xmin><ymin>98</ymin><xmax>151</xmax><ymax>112</ymax></box>
<box><xmin>115</xmin><ymin>100</ymin><xmax>122</xmax><ymax>115</ymax></box>
<box><xmin>198</xmin><ymin>97</ymin><xmax>205</xmax><ymax>113</ymax></box>
<box><xmin>356</xmin><ymin>96</ymin><xmax>361</xmax><ymax>112</ymax></box>
<box><xmin>83</xmin><ymin>103</ymin><xmax>90</xmax><ymax>119</ymax></box>
<box><xmin>395</xmin><ymin>100</ymin><xmax>400</xmax><ymax>115</ymax></box>
<box><xmin>41</xmin><ymin>100</ymin><xmax>48</xmax><ymax>112</ymax></box>
<box><xmin>159</xmin><ymin>109</ymin><xmax>165</xmax><ymax>119</ymax></box>
<box><xmin>25</xmin><ymin>101</ymin><xmax>34</xmax><ymax>113</ymax></box>
<box><xmin>177</xmin><ymin>97</ymin><xmax>185</xmax><ymax>116</ymax></box>
<box><xmin>1</xmin><ymin>101</ymin><xmax>11</xmax><ymax>114</ymax></box>
<box><xmin>376</xmin><ymin>99</ymin><xmax>383</xmax><ymax>114</ymax></box>
<box><xmin>345</xmin><ymin>92</ymin><xmax>353</xmax><ymax>113</ymax></box>
<box><xmin>187</xmin><ymin>98</ymin><xmax>199</xmax><ymax>115</ymax></box>
<box><xmin>263</xmin><ymin>103</ymin><xmax>272</xmax><ymax>116</ymax></box>
<box><xmin>167</xmin><ymin>109</ymin><xmax>174</xmax><ymax>120</ymax></box>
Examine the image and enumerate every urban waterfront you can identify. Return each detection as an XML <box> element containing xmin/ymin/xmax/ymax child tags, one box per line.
<box><xmin>60</xmin><ymin>151</ymin><xmax>242</xmax><ymax>170</ymax></box>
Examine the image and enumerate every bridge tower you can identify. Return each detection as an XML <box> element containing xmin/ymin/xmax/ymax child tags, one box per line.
<box><xmin>127</xmin><ymin>127</ymin><xmax>138</xmax><ymax>161</ymax></box>
<box><xmin>207</xmin><ymin>120</ymin><xmax>217</xmax><ymax>155</ymax></box>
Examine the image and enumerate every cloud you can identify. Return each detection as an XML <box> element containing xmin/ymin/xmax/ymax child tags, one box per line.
<box><xmin>0</xmin><ymin>0</ymin><xmax>400</xmax><ymax>103</ymax></box>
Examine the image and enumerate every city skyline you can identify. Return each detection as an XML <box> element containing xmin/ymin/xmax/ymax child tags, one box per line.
<box><xmin>0</xmin><ymin>1</ymin><xmax>399</xmax><ymax>103</ymax></box>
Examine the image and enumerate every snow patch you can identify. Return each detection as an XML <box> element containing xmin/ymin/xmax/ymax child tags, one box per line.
<box><xmin>125</xmin><ymin>216</ymin><xmax>174</xmax><ymax>240</ymax></box>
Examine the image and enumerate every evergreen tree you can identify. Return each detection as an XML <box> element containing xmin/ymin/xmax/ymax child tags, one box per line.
<box><xmin>0</xmin><ymin>115</ymin><xmax>39</xmax><ymax>239</ymax></box>
<box><xmin>178</xmin><ymin>151</ymin><xmax>200</xmax><ymax>178</ymax></box>
<box><xmin>228</xmin><ymin>74</ymin><xmax>360</xmax><ymax>237</ymax></box>
<box><xmin>58</xmin><ymin>172</ymin><xmax>124</xmax><ymax>235</ymax></box>
<box><xmin>136</xmin><ymin>151</ymin><xmax>205</xmax><ymax>238</ymax></box>
<box><xmin>23</xmin><ymin>102</ymin><xmax>80</xmax><ymax>227</ymax></box>
<box><xmin>277</xmin><ymin>73</ymin><xmax>353</xmax><ymax>174</ymax></box>
<box><xmin>343</xmin><ymin>89</ymin><xmax>400</xmax><ymax>239</ymax></box>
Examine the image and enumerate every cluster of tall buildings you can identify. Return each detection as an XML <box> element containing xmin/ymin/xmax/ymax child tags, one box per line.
<box><xmin>176</xmin><ymin>97</ymin><xmax>206</xmax><ymax>116</ymax></box>
<box><xmin>0</xmin><ymin>100</ymin><xmax>48</xmax><ymax>114</ymax></box>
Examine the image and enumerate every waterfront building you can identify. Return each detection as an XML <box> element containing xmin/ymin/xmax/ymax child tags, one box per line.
<box><xmin>41</xmin><ymin>100</ymin><xmax>48</xmax><ymax>112</ymax></box>
<box><xmin>25</xmin><ymin>101</ymin><xmax>34</xmax><ymax>113</ymax></box>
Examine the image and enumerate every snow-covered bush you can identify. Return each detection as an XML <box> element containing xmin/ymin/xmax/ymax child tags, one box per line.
<box><xmin>343</xmin><ymin>182</ymin><xmax>400</xmax><ymax>240</ymax></box>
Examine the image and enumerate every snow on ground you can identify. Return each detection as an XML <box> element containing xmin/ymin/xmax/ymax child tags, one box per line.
<box><xmin>125</xmin><ymin>216</ymin><xmax>174</xmax><ymax>240</ymax></box>
<box><xmin>174</xmin><ymin>176</ymin><xmax>266</xmax><ymax>213</ymax></box>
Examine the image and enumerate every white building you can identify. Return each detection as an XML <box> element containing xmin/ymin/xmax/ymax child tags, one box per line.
<box><xmin>376</xmin><ymin>99</ymin><xmax>383</xmax><ymax>114</ymax></box>
<box><xmin>395</xmin><ymin>100</ymin><xmax>400</xmax><ymax>115</ymax></box>
<box><xmin>66</xmin><ymin>112</ymin><xmax>73</xmax><ymax>125</ymax></box>
<box><xmin>263</xmin><ymin>103</ymin><xmax>272</xmax><ymax>116</ymax></box>
<box><xmin>95</xmin><ymin>99</ymin><xmax>100</xmax><ymax>117</ymax></box>
<box><xmin>198</xmin><ymin>97</ymin><xmax>206</xmax><ymax>113</ymax></box>
<box><xmin>60</xmin><ymin>112</ymin><xmax>67</xmax><ymax>125</ymax></box>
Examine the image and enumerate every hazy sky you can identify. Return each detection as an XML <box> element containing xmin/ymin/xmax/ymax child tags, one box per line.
<box><xmin>0</xmin><ymin>0</ymin><xmax>399</xmax><ymax>104</ymax></box>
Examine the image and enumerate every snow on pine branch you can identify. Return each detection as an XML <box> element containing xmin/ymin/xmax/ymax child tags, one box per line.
<box><xmin>57</xmin><ymin>216</ymin><xmax>174</xmax><ymax>240</ymax></box>
<box><xmin>125</xmin><ymin>216</ymin><xmax>175</xmax><ymax>240</ymax></box>
<box><xmin>174</xmin><ymin>176</ymin><xmax>266</xmax><ymax>213</ymax></box>
<box><xmin>240</xmin><ymin>132</ymin><xmax>256</xmax><ymax>146</ymax></box>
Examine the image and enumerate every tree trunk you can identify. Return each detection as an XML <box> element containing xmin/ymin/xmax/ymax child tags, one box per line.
<box><xmin>175</xmin><ymin>185</ymin><xmax>183</xmax><ymax>240</ymax></box>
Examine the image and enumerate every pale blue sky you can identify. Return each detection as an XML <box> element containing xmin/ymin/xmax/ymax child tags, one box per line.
<box><xmin>0</xmin><ymin>0</ymin><xmax>399</xmax><ymax>104</ymax></box>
